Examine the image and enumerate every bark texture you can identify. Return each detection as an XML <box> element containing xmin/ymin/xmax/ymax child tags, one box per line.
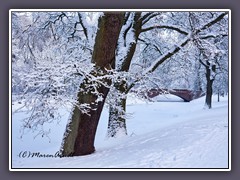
<box><xmin>107</xmin><ymin>13</ymin><xmax>142</xmax><ymax>137</ymax></box>
<box><xmin>205</xmin><ymin>62</ymin><xmax>216</xmax><ymax>109</ymax></box>
<box><xmin>61</xmin><ymin>13</ymin><xmax>124</xmax><ymax>156</ymax></box>
<box><xmin>107</xmin><ymin>80</ymin><xmax>127</xmax><ymax>137</ymax></box>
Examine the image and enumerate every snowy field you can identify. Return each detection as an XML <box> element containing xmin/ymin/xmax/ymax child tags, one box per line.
<box><xmin>11</xmin><ymin>94</ymin><xmax>229</xmax><ymax>170</ymax></box>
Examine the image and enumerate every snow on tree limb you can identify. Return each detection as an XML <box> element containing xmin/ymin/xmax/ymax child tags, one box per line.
<box><xmin>144</xmin><ymin>12</ymin><xmax>227</xmax><ymax>73</ymax></box>
<box><xmin>140</xmin><ymin>12</ymin><xmax>161</xmax><ymax>25</ymax></box>
<box><xmin>141</xmin><ymin>24</ymin><xmax>189</xmax><ymax>35</ymax></box>
<box><xmin>126</xmin><ymin>12</ymin><xmax>228</xmax><ymax>92</ymax></box>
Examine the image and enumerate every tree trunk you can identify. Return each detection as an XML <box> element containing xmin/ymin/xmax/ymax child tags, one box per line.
<box><xmin>107</xmin><ymin>13</ymin><xmax>142</xmax><ymax>138</ymax></box>
<box><xmin>205</xmin><ymin>63</ymin><xmax>216</xmax><ymax>109</ymax></box>
<box><xmin>107</xmin><ymin>80</ymin><xmax>128</xmax><ymax>138</ymax></box>
<box><xmin>205</xmin><ymin>69</ymin><xmax>213</xmax><ymax>109</ymax></box>
<box><xmin>60</xmin><ymin>13</ymin><xmax>124</xmax><ymax>156</ymax></box>
<box><xmin>107</xmin><ymin>97</ymin><xmax>127</xmax><ymax>137</ymax></box>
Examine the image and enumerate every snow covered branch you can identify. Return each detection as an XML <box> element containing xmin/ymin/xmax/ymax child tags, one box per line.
<box><xmin>144</xmin><ymin>12</ymin><xmax>228</xmax><ymax>74</ymax></box>
<box><xmin>141</xmin><ymin>25</ymin><xmax>189</xmax><ymax>35</ymax></box>
<box><xmin>140</xmin><ymin>12</ymin><xmax>161</xmax><ymax>25</ymax></box>
<box><xmin>126</xmin><ymin>12</ymin><xmax>228</xmax><ymax>92</ymax></box>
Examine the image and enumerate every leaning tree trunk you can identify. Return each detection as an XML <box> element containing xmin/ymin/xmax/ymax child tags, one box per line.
<box><xmin>107</xmin><ymin>12</ymin><xmax>142</xmax><ymax>138</ymax></box>
<box><xmin>60</xmin><ymin>13</ymin><xmax>124</xmax><ymax>156</ymax></box>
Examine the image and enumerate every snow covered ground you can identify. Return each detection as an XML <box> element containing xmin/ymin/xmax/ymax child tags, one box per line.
<box><xmin>11</xmin><ymin>94</ymin><xmax>229</xmax><ymax>170</ymax></box>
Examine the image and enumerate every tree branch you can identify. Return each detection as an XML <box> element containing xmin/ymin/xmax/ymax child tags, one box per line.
<box><xmin>138</xmin><ymin>38</ymin><xmax>163</xmax><ymax>55</ymax></box>
<box><xmin>195</xmin><ymin>12</ymin><xmax>228</xmax><ymax>33</ymax></box>
<box><xmin>123</xmin><ymin>22</ymin><xmax>133</xmax><ymax>47</ymax></box>
<box><xmin>145</xmin><ymin>12</ymin><xmax>228</xmax><ymax>74</ymax></box>
<box><xmin>199</xmin><ymin>33</ymin><xmax>228</xmax><ymax>39</ymax></box>
<box><xmin>42</xmin><ymin>12</ymin><xmax>66</xmax><ymax>30</ymax></box>
<box><xmin>123</xmin><ymin>12</ymin><xmax>131</xmax><ymax>25</ymax></box>
<box><xmin>140</xmin><ymin>12</ymin><xmax>161</xmax><ymax>25</ymax></box>
<box><xmin>198</xmin><ymin>58</ymin><xmax>208</xmax><ymax>68</ymax></box>
<box><xmin>77</xmin><ymin>12</ymin><xmax>88</xmax><ymax>40</ymax></box>
<box><xmin>126</xmin><ymin>12</ymin><xmax>228</xmax><ymax>92</ymax></box>
<box><xmin>141</xmin><ymin>25</ymin><xmax>189</xmax><ymax>35</ymax></box>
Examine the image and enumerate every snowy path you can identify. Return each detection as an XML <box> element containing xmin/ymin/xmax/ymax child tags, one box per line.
<box><xmin>11</xmin><ymin>95</ymin><xmax>229</xmax><ymax>169</ymax></box>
